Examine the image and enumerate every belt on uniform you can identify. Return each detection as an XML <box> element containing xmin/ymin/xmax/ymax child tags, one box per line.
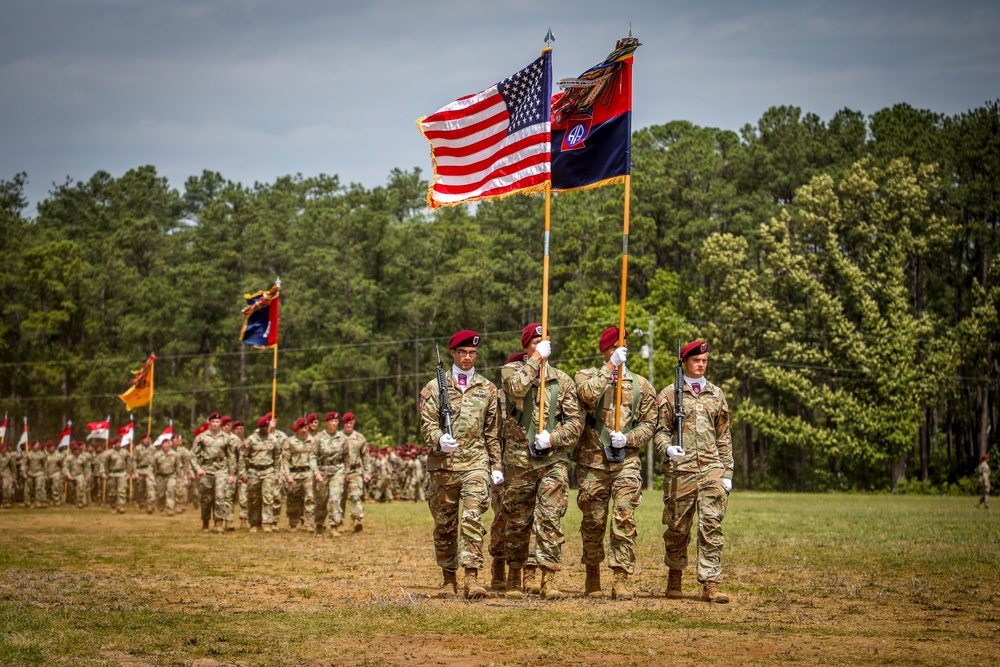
<box><xmin>249</xmin><ymin>463</ymin><xmax>274</xmax><ymax>471</ymax></box>
<box><xmin>154</xmin><ymin>472</ymin><xmax>173</xmax><ymax>477</ymax></box>
<box><xmin>199</xmin><ymin>457</ymin><xmax>222</xmax><ymax>466</ymax></box>
<box><xmin>316</xmin><ymin>458</ymin><xmax>335</xmax><ymax>467</ymax></box>
<box><xmin>289</xmin><ymin>466</ymin><xmax>311</xmax><ymax>473</ymax></box>
<box><xmin>136</xmin><ymin>467</ymin><xmax>151</xmax><ymax>472</ymax></box>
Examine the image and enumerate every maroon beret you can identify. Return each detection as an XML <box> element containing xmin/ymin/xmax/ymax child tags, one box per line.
<box><xmin>681</xmin><ymin>340</ymin><xmax>710</xmax><ymax>360</ymax></box>
<box><xmin>325</xmin><ymin>411</ymin><xmax>340</xmax><ymax>421</ymax></box>
<box><xmin>208</xmin><ymin>412</ymin><xmax>222</xmax><ymax>421</ymax></box>
<box><xmin>599</xmin><ymin>327</ymin><xmax>627</xmax><ymax>352</ymax></box>
<box><xmin>306</xmin><ymin>413</ymin><xmax>318</xmax><ymax>422</ymax></box>
<box><xmin>256</xmin><ymin>413</ymin><xmax>272</xmax><ymax>429</ymax></box>
<box><xmin>220</xmin><ymin>415</ymin><xmax>232</xmax><ymax>425</ymax></box>
<box><xmin>110</xmin><ymin>436</ymin><xmax>121</xmax><ymax>446</ymax></box>
<box><xmin>506</xmin><ymin>351</ymin><xmax>528</xmax><ymax>365</ymax></box>
<box><xmin>342</xmin><ymin>412</ymin><xmax>355</xmax><ymax>422</ymax></box>
<box><xmin>984</xmin><ymin>453</ymin><xmax>991</xmax><ymax>461</ymax></box>
<box><xmin>232</xmin><ymin>420</ymin><xmax>243</xmax><ymax>428</ymax></box>
<box><xmin>292</xmin><ymin>418</ymin><xmax>307</xmax><ymax>432</ymax></box>
<box><xmin>521</xmin><ymin>323</ymin><xmax>549</xmax><ymax>348</ymax></box>
<box><xmin>449</xmin><ymin>329</ymin><xmax>480</xmax><ymax>349</ymax></box>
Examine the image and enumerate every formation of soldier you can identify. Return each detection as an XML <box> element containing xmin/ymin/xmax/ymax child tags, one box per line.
<box><xmin>419</xmin><ymin>326</ymin><xmax>734</xmax><ymax>603</ymax></box>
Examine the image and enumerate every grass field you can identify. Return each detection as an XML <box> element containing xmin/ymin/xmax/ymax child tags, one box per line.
<box><xmin>1</xmin><ymin>492</ymin><xmax>998</xmax><ymax>666</ymax></box>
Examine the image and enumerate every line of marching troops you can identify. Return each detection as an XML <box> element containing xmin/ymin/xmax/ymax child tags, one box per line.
<box><xmin>0</xmin><ymin>413</ymin><xmax>430</xmax><ymax>530</ymax></box>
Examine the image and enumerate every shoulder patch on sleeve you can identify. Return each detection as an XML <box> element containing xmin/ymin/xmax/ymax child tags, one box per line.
<box><xmin>420</xmin><ymin>387</ymin><xmax>431</xmax><ymax>399</ymax></box>
<box><xmin>655</xmin><ymin>394</ymin><xmax>663</xmax><ymax>405</ymax></box>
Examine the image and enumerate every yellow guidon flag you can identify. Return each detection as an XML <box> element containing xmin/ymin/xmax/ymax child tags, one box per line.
<box><xmin>119</xmin><ymin>354</ymin><xmax>156</xmax><ymax>411</ymax></box>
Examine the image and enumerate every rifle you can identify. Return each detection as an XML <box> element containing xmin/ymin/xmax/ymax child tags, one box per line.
<box><xmin>435</xmin><ymin>345</ymin><xmax>454</xmax><ymax>438</ymax></box>
<box><xmin>674</xmin><ymin>340</ymin><xmax>685</xmax><ymax>455</ymax></box>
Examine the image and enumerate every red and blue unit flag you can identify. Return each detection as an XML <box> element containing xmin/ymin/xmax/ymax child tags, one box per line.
<box><xmin>240</xmin><ymin>283</ymin><xmax>280</xmax><ymax>349</ymax></box>
<box><xmin>551</xmin><ymin>37</ymin><xmax>640</xmax><ymax>192</ymax></box>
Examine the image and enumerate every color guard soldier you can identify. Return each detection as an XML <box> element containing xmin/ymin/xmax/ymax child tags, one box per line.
<box><xmin>240</xmin><ymin>413</ymin><xmax>285</xmax><ymax>532</ymax></box>
<box><xmin>283</xmin><ymin>417</ymin><xmax>320</xmax><ymax>531</ymax></box>
<box><xmin>191</xmin><ymin>412</ymin><xmax>237</xmax><ymax>533</ymax></box>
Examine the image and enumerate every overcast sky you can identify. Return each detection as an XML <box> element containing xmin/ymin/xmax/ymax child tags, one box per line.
<box><xmin>2</xmin><ymin>0</ymin><xmax>998</xmax><ymax>214</ymax></box>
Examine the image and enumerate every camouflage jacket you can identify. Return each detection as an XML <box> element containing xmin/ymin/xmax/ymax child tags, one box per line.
<box><xmin>0</xmin><ymin>450</ymin><xmax>16</xmax><ymax>477</ymax></box>
<box><xmin>420</xmin><ymin>369</ymin><xmax>501</xmax><ymax>473</ymax></box>
<box><xmin>501</xmin><ymin>358</ymin><xmax>584</xmax><ymax>469</ymax></box>
<box><xmin>173</xmin><ymin>445</ymin><xmax>192</xmax><ymax>478</ymax></box>
<box><xmin>282</xmin><ymin>434</ymin><xmax>318</xmax><ymax>478</ymax></box>
<box><xmin>314</xmin><ymin>430</ymin><xmax>346</xmax><ymax>473</ymax></box>
<box><xmin>980</xmin><ymin>461</ymin><xmax>991</xmax><ymax>490</ymax></box>
<box><xmin>102</xmin><ymin>447</ymin><xmax>133</xmax><ymax>475</ymax></box>
<box><xmin>238</xmin><ymin>431</ymin><xmax>283</xmax><ymax>477</ymax></box>
<box><xmin>62</xmin><ymin>451</ymin><xmax>91</xmax><ymax>480</ymax></box>
<box><xmin>132</xmin><ymin>443</ymin><xmax>155</xmax><ymax>471</ymax></box>
<box><xmin>45</xmin><ymin>449</ymin><xmax>66</xmax><ymax>476</ymax></box>
<box><xmin>191</xmin><ymin>430</ymin><xmax>235</xmax><ymax>476</ymax></box>
<box><xmin>153</xmin><ymin>450</ymin><xmax>181</xmax><ymax>476</ymax></box>
<box><xmin>653</xmin><ymin>379</ymin><xmax>733</xmax><ymax>478</ymax></box>
<box><xmin>24</xmin><ymin>450</ymin><xmax>47</xmax><ymax>476</ymax></box>
<box><xmin>342</xmin><ymin>431</ymin><xmax>370</xmax><ymax>474</ymax></box>
<box><xmin>574</xmin><ymin>365</ymin><xmax>658</xmax><ymax>471</ymax></box>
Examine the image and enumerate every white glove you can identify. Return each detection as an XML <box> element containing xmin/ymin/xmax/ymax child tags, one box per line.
<box><xmin>534</xmin><ymin>430</ymin><xmax>551</xmax><ymax>450</ymax></box>
<box><xmin>491</xmin><ymin>470</ymin><xmax>504</xmax><ymax>485</ymax></box>
<box><xmin>610</xmin><ymin>430</ymin><xmax>627</xmax><ymax>449</ymax></box>
<box><xmin>666</xmin><ymin>445</ymin><xmax>685</xmax><ymax>462</ymax></box>
<box><xmin>535</xmin><ymin>340</ymin><xmax>551</xmax><ymax>359</ymax></box>
<box><xmin>610</xmin><ymin>346</ymin><xmax>628</xmax><ymax>367</ymax></box>
<box><xmin>439</xmin><ymin>433</ymin><xmax>458</xmax><ymax>453</ymax></box>
<box><xmin>722</xmin><ymin>478</ymin><xmax>732</xmax><ymax>493</ymax></box>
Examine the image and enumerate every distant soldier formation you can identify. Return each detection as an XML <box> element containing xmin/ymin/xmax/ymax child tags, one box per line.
<box><xmin>3</xmin><ymin>327</ymin><xmax>992</xmax><ymax>603</ymax></box>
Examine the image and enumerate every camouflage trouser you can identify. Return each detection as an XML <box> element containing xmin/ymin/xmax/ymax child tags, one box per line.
<box><xmin>48</xmin><ymin>473</ymin><xmax>65</xmax><ymax>506</ymax></box>
<box><xmin>89</xmin><ymin>476</ymin><xmax>101</xmax><ymax>504</ymax></box>
<box><xmin>199</xmin><ymin>472</ymin><xmax>232</xmax><ymax>522</ymax></box>
<box><xmin>344</xmin><ymin>470</ymin><xmax>366</xmax><ymax>522</ymax></box>
<box><xmin>67</xmin><ymin>478</ymin><xmax>88</xmax><ymax>506</ymax></box>
<box><xmin>980</xmin><ymin>484</ymin><xmax>990</xmax><ymax>509</ymax></box>
<box><xmin>106</xmin><ymin>474</ymin><xmax>128</xmax><ymax>509</ymax></box>
<box><xmin>488</xmin><ymin>480</ymin><xmax>506</xmax><ymax>559</ymax></box>
<box><xmin>411</xmin><ymin>476</ymin><xmax>426</xmax><ymax>502</ymax></box>
<box><xmin>577</xmin><ymin>464</ymin><xmax>643</xmax><ymax>574</ymax></box>
<box><xmin>238</xmin><ymin>479</ymin><xmax>249</xmax><ymax>520</ymax></box>
<box><xmin>134</xmin><ymin>470</ymin><xmax>155</xmax><ymax>508</ymax></box>
<box><xmin>374</xmin><ymin>477</ymin><xmax>392</xmax><ymax>503</ymax></box>
<box><xmin>315</xmin><ymin>466</ymin><xmax>344</xmax><ymax>528</ymax></box>
<box><xmin>662</xmin><ymin>469</ymin><xmax>728</xmax><ymax>583</ymax></box>
<box><xmin>26</xmin><ymin>474</ymin><xmax>47</xmax><ymax>505</ymax></box>
<box><xmin>246</xmin><ymin>471</ymin><xmax>280</xmax><ymax>526</ymax></box>
<box><xmin>428</xmin><ymin>468</ymin><xmax>490</xmax><ymax>571</ymax></box>
<box><xmin>286</xmin><ymin>474</ymin><xmax>315</xmax><ymax>528</ymax></box>
<box><xmin>1</xmin><ymin>473</ymin><xmax>14</xmax><ymax>505</ymax></box>
<box><xmin>503</xmin><ymin>461</ymin><xmax>569</xmax><ymax>571</ymax></box>
<box><xmin>155</xmin><ymin>474</ymin><xmax>177</xmax><ymax>511</ymax></box>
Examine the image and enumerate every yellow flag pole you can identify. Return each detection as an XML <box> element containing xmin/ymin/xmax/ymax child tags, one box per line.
<box><xmin>613</xmin><ymin>174</ymin><xmax>631</xmax><ymax>431</ymax></box>
<box><xmin>539</xmin><ymin>180</ymin><xmax>552</xmax><ymax>425</ymax></box>
<box><xmin>146</xmin><ymin>359</ymin><xmax>155</xmax><ymax>441</ymax></box>
<box><xmin>271</xmin><ymin>342</ymin><xmax>278</xmax><ymax>419</ymax></box>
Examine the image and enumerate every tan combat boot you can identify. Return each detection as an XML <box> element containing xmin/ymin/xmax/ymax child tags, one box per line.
<box><xmin>166</xmin><ymin>510</ymin><xmax>174</xmax><ymax>517</ymax></box>
<box><xmin>263</xmin><ymin>523</ymin><xmax>273</xmax><ymax>533</ymax></box>
<box><xmin>147</xmin><ymin>505</ymin><xmax>154</xmax><ymax>514</ymax></box>
<box><xmin>585</xmin><ymin>564</ymin><xmax>603</xmax><ymax>598</ymax></box>
<box><xmin>540</xmin><ymin>569</ymin><xmax>563</xmax><ymax>600</ymax></box>
<box><xmin>611</xmin><ymin>568</ymin><xmax>633</xmax><ymax>600</ymax></box>
<box><xmin>249</xmin><ymin>526</ymin><xmax>258</xmax><ymax>534</ymax></box>
<box><xmin>441</xmin><ymin>568</ymin><xmax>458</xmax><ymax>596</ymax></box>
<box><xmin>214</xmin><ymin>519</ymin><xmax>224</xmax><ymax>534</ymax></box>
<box><xmin>504</xmin><ymin>565</ymin><xmax>523</xmax><ymax>598</ymax></box>
<box><xmin>491</xmin><ymin>558</ymin><xmax>506</xmax><ymax>592</ymax></box>
<box><xmin>201</xmin><ymin>519</ymin><xmax>210</xmax><ymax>533</ymax></box>
<box><xmin>329</xmin><ymin>525</ymin><xmax>342</xmax><ymax>538</ymax></box>
<box><xmin>702</xmin><ymin>582</ymin><xmax>729</xmax><ymax>603</ymax></box>
<box><xmin>226</xmin><ymin>520</ymin><xmax>236</xmax><ymax>532</ymax></box>
<box><xmin>464</xmin><ymin>568</ymin><xmax>487</xmax><ymax>600</ymax></box>
<box><xmin>522</xmin><ymin>565</ymin><xmax>540</xmax><ymax>595</ymax></box>
<box><xmin>239</xmin><ymin>519</ymin><xmax>248</xmax><ymax>530</ymax></box>
<box><xmin>666</xmin><ymin>568</ymin><xmax>683</xmax><ymax>599</ymax></box>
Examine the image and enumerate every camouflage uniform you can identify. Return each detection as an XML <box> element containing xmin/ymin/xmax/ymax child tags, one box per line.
<box><xmin>978</xmin><ymin>459</ymin><xmax>991</xmax><ymax>509</ymax></box>
<box><xmin>574</xmin><ymin>365</ymin><xmax>658</xmax><ymax>575</ymax></box>
<box><xmin>501</xmin><ymin>357</ymin><xmax>584</xmax><ymax>571</ymax></box>
<box><xmin>283</xmin><ymin>432</ymin><xmax>318</xmax><ymax>529</ymax></box>
<box><xmin>225</xmin><ymin>428</ymin><xmax>242</xmax><ymax>522</ymax></box>
<box><xmin>152</xmin><ymin>448</ymin><xmax>182</xmax><ymax>512</ymax></box>
<box><xmin>81</xmin><ymin>445</ymin><xmax>99</xmax><ymax>505</ymax></box>
<box><xmin>654</xmin><ymin>378</ymin><xmax>732</xmax><ymax>584</ymax></box>
<box><xmin>132</xmin><ymin>442</ymin><xmax>156</xmax><ymax>510</ymax></box>
<box><xmin>62</xmin><ymin>448</ymin><xmax>92</xmax><ymax>507</ymax></box>
<box><xmin>314</xmin><ymin>428</ymin><xmax>345</xmax><ymax>530</ymax></box>
<box><xmin>190</xmin><ymin>429</ymin><xmax>236</xmax><ymax>524</ymax></box>
<box><xmin>45</xmin><ymin>447</ymin><xmax>68</xmax><ymax>506</ymax></box>
<box><xmin>0</xmin><ymin>447</ymin><xmax>17</xmax><ymax>507</ymax></box>
<box><xmin>24</xmin><ymin>448</ymin><xmax>48</xmax><ymax>506</ymax></box>
<box><xmin>420</xmin><ymin>370</ymin><xmax>501</xmax><ymax>572</ymax></box>
<box><xmin>342</xmin><ymin>430</ymin><xmax>371</xmax><ymax>524</ymax></box>
<box><xmin>173</xmin><ymin>443</ymin><xmax>192</xmax><ymax>511</ymax></box>
<box><xmin>240</xmin><ymin>429</ymin><xmax>284</xmax><ymax>527</ymax></box>
<box><xmin>101</xmin><ymin>446</ymin><xmax>133</xmax><ymax>511</ymax></box>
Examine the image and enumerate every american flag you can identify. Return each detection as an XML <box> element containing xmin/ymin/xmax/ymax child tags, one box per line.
<box><xmin>418</xmin><ymin>51</ymin><xmax>551</xmax><ymax>209</ymax></box>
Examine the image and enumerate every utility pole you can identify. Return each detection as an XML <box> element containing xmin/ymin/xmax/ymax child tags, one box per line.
<box><xmin>634</xmin><ymin>316</ymin><xmax>655</xmax><ymax>490</ymax></box>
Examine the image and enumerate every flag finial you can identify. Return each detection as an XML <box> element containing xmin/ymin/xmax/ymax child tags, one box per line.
<box><xmin>544</xmin><ymin>27</ymin><xmax>555</xmax><ymax>48</ymax></box>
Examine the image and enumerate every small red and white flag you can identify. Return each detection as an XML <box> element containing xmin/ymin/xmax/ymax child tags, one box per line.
<box><xmin>17</xmin><ymin>418</ymin><xmax>28</xmax><ymax>450</ymax></box>
<box><xmin>57</xmin><ymin>421</ymin><xmax>73</xmax><ymax>448</ymax></box>
<box><xmin>154</xmin><ymin>423</ymin><xmax>173</xmax><ymax>447</ymax></box>
<box><xmin>0</xmin><ymin>415</ymin><xmax>7</xmax><ymax>441</ymax></box>
<box><xmin>87</xmin><ymin>420</ymin><xmax>110</xmax><ymax>441</ymax></box>
<box><xmin>118</xmin><ymin>421</ymin><xmax>134</xmax><ymax>448</ymax></box>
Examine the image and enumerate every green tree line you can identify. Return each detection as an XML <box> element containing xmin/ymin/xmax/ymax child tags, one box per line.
<box><xmin>1</xmin><ymin>101</ymin><xmax>997</xmax><ymax>492</ymax></box>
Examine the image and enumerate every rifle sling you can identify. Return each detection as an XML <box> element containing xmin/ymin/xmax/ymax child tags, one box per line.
<box><xmin>507</xmin><ymin>381</ymin><xmax>559</xmax><ymax>443</ymax></box>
